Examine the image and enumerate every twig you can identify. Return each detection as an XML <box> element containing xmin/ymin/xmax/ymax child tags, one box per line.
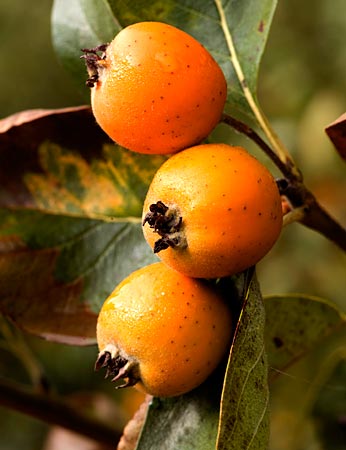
<box><xmin>0</xmin><ymin>377</ymin><xmax>122</xmax><ymax>447</ymax></box>
<box><xmin>299</xmin><ymin>191</ymin><xmax>346</xmax><ymax>252</ymax></box>
<box><xmin>282</xmin><ymin>207</ymin><xmax>306</xmax><ymax>227</ymax></box>
<box><xmin>221</xmin><ymin>113</ymin><xmax>297</xmax><ymax>180</ymax></box>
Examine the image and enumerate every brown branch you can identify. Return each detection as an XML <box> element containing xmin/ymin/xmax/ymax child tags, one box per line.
<box><xmin>277</xmin><ymin>178</ymin><xmax>346</xmax><ymax>252</ymax></box>
<box><xmin>299</xmin><ymin>190</ymin><xmax>346</xmax><ymax>252</ymax></box>
<box><xmin>0</xmin><ymin>376</ymin><xmax>122</xmax><ymax>447</ymax></box>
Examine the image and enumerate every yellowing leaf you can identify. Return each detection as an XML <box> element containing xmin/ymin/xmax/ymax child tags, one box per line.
<box><xmin>0</xmin><ymin>107</ymin><xmax>162</xmax><ymax>343</ymax></box>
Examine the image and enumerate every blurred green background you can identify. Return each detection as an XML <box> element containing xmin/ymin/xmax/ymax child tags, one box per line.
<box><xmin>0</xmin><ymin>0</ymin><xmax>345</xmax><ymax>449</ymax></box>
<box><xmin>0</xmin><ymin>0</ymin><xmax>83</xmax><ymax>117</ymax></box>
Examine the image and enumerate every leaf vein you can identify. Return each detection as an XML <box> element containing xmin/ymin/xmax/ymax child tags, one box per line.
<box><xmin>71</xmin><ymin>223</ymin><xmax>131</xmax><ymax>279</ymax></box>
<box><xmin>245</xmin><ymin>352</ymin><xmax>269</xmax><ymax>450</ymax></box>
<box><xmin>227</xmin><ymin>343</ymin><xmax>266</xmax><ymax>443</ymax></box>
<box><xmin>171</xmin><ymin>1</ymin><xmax>221</xmax><ymax>24</ymax></box>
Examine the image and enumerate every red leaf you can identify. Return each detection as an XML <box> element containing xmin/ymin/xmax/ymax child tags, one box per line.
<box><xmin>325</xmin><ymin>112</ymin><xmax>346</xmax><ymax>161</ymax></box>
<box><xmin>0</xmin><ymin>240</ymin><xmax>96</xmax><ymax>345</ymax></box>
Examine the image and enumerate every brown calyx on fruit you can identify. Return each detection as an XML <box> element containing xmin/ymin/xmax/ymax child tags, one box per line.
<box><xmin>80</xmin><ymin>44</ymin><xmax>109</xmax><ymax>87</ymax></box>
<box><xmin>142</xmin><ymin>201</ymin><xmax>187</xmax><ymax>253</ymax></box>
<box><xmin>95</xmin><ymin>344</ymin><xmax>140</xmax><ymax>388</ymax></box>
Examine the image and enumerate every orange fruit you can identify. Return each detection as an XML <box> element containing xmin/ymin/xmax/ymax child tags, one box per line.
<box><xmin>95</xmin><ymin>262</ymin><xmax>232</xmax><ymax>397</ymax></box>
<box><xmin>83</xmin><ymin>22</ymin><xmax>227</xmax><ymax>154</ymax></box>
<box><xmin>142</xmin><ymin>143</ymin><xmax>283</xmax><ymax>278</ymax></box>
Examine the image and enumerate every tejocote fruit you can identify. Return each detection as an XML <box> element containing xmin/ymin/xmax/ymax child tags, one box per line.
<box><xmin>82</xmin><ymin>21</ymin><xmax>227</xmax><ymax>155</ymax></box>
<box><xmin>142</xmin><ymin>143</ymin><xmax>283</xmax><ymax>279</ymax></box>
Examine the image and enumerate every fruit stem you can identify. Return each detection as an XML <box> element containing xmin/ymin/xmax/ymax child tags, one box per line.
<box><xmin>142</xmin><ymin>201</ymin><xmax>186</xmax><ymax>253</ymax></box>
<box><xmin>277</xmin><ymin>177</ymin><xmax>346</xmax><ymax>251</ymax></box>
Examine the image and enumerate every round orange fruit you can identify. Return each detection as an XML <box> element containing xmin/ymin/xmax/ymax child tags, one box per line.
<box><xmin>142</xmin><ymin>143</ymin><xmax>283</xmax><ymax>279</ymax></box>
<box><xmin>83</xmin><ymin>22</ymin><xmax>227</xmax><ymax>154</ymax></box>
<box><xmin>95</xmin><ymin>262</ymin><xmax>232</xmax><ymax>397</ymax></box>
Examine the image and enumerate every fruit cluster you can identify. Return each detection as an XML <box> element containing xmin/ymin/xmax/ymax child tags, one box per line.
<box><xmin>84</xmin><ymin>22</ymin><xmax>283</xmax><ymax>397</ymax></box>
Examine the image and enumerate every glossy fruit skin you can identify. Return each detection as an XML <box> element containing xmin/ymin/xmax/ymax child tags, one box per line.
<box><xmin>96</xmin><ymin>262</ymin><xmax>232</xmax><ymax>397</ymax></box>
<box><xmin>142</xmin><ymin>143</ymin><xmax>283</xmax><ymax>279</ymax></box>
<box><xmin>89</xmin><ymin>21</ymin><xmax>227</xmax><ymax>154</ymax></box>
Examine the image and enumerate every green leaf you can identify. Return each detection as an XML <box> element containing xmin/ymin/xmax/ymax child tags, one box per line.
<box><xmin>217</xmin><ymin>272</ymin><xmax>269</xmax><ymax>450</ymax></box>
<box><xmin>136</xmin><ymin>371</ymin><xmax>223</xmax><ymax>450</ymax></box>
<box><xmin>0</xmin><ymin>209</ymin><xmax>157</xmax><ymax>344</ymax></box>
<box><xmin>0</xmin><ymin>107</ymin><xmax>162</xmax><ymax>343</ymax></box>
<box><xmin>51</xmin><ymin>0</ymin><xmax>122</xmax><ymax>94</ymax></box>
<box><xmin>51</xmin><ymin>0</ymin><xmax>277</xmax><ymax>118</ymax></box>
<box><xmin>266</xmin><ymin>300</ymin><xmax>346</xmax><ymax>450</ymax></box>
<box><xmin>264</xmin><ymin>294</ymin><xmax>346</xmax><ymax>378</ymax></box>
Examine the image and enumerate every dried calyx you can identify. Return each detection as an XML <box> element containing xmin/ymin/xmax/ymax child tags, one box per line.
<box><xmin>142</xmin><ymin>201</ymin><xmax>187</xmax><ymax>253</ymax></box>
<box><xmin>95</xmin><ymin>344</ymin><xmax>140</xmax><ymax>388</ymax></box>
<box><xmin>80</xmin><ymin>44</ymin><xmax>109</xmax><ymax>87</ymax></box>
